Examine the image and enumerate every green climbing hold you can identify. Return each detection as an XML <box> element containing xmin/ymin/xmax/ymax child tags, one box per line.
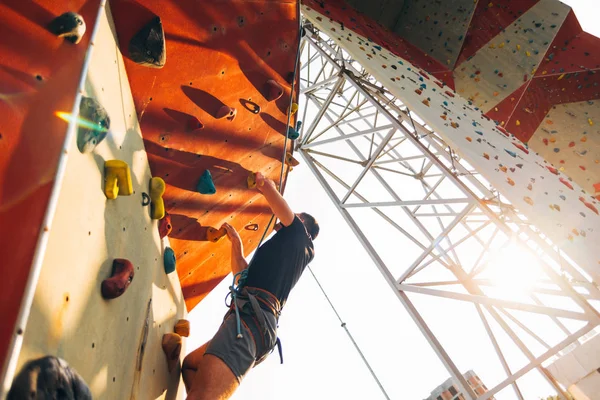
<box><xmin>287</xmin><ymin>126</ymin><xmax>300</xmax><ymax>140</ymax></box>
<box><xmin>164</xmin><ymin>247</ymin><xmax>176</xmax><ymax>274</ymax></box>
<box><xmin>196</xmin><ymin>170</ymin><xmax>216</xmax><ymax>194</ymax></box>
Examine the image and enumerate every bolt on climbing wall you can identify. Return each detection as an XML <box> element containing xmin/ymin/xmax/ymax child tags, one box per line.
<box><xmin>454</xmin><ymin>0</ymin><xmax>570</xmax><ymax>112</ymax></box>
<box><xmin>529</xmin><ymin>101</ymin><xmax>600</xmax><ymax>199</ymax></box>
<box><xmin>392</xmin><ymin>0</ymin><xmax>478</xmax><ymax>69</ymax></box>
<box><xmin>11</xmin><ymin>4</ymin><xmax>186</xmax><ymax>399</ymax></box>
<box><xmin>303</xmin><ymin>5</ymin><xmax>600</xmax><ymax>282</ymax></box>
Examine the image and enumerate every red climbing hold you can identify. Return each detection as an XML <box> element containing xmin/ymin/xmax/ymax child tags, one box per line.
<box><xmin>512</xmin><ymin>142</ymin><xmax>529</xmax><ymax>154</ymax></box>
<box><xmin>216</xmin><ymin>105</ymin><xmax>237</xmax><ymax>121</ymax></box>
<box><xmin>543</xmin><ymin>138</ymin><xmax>549</xmax><ymax>146</ymax></box>
<box><xmin>546</xmin><ymin>166</ymin><xmax>559</xmax><ymax>175</ymax></box>
<box><xmin>101</xmin><ymin>259</ymin><xmax>134</xmax><ymax>299</ymax></box>
<box><xmin>445</xmin><ymin>91</ymin><xmax>455</xmax><ymax>98</ymax></box>
<box><xmin>265</xmin><ymin>79</ymin><xmax>284</xmax><ymax>102</ymax></box>
<box><xmin>159</xmin><ymin>212</ymin><xmax>172</xmax><ymax>239</ymax></box>
<box><xmin>559</xmin><ymin>177</ymin><xmax>574</xmax><ymax>190</ymax></box>
<box><xmin>579</xmin><ymin>197</ymin><xmax>599</xmax><ymax>215</ymax></box>
<box><xmin>569</xmin><ymin>141</ymin><xmax>576</xmax><ymax>148</ymax></box>
<box><xmin>496</xmin><ymin>126</ymin><xmax>509</xmax><ymax>137</ymax></box>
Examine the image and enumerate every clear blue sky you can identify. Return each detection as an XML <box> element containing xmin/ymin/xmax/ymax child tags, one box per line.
<box><xmin>186</xmin><ymin>1</ymin><xmax>600</xmax><ymax>399</ymax></box>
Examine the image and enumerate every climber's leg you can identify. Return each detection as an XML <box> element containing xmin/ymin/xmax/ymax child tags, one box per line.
<box><xmin>182</xmin><ymin>341</ymin><xmax>209</xmax><ymax>392</ymax></box>
<box><xmin>185</xmin><ymin>354</ymin><xmax>239</xmax><ymax>400</ymax></box>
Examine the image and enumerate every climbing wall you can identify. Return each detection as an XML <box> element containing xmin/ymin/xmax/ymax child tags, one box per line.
<box><xmin>0</xmin><ymin>0</ymin><xmax>102</xmax><ymax>384</ymax></box>
<box><xmin>12</xmin><ymin>3</ymin><xmax>187</xmax><ymax>399</ymax></box>
<box><xmin>392</xmin><ymin>0</ymin><xmax>478</xmax><ymax>69</ymax></box>
<box><xmin>529</xmin><ymin>101</ymin><xmax>600</xmax><ymax>199</ymax></box>
<box><xmin>303</xmin><ymin>5</ymin><xmax>600</xmax><ymax>282</ymax></box>
<box><xmin>109</xmin><ymin>0</ymin><xmax>300</xmax><ymax>312</ymax></box>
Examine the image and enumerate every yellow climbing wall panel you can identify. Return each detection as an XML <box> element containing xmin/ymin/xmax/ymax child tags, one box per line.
<box><xmin>529</xmin><ymin>101</ymin><xmax>600</xmax><ymax>198</ymax></box>
<box><xmin>15</xmin><ymin>4</ymin><xmax>186</xmax><ymax>399</ymax></box>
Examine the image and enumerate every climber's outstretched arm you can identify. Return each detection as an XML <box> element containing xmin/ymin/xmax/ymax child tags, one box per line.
<box><xmin>221</xmin><ymin>223</ymin><xmax>248</xmax><ymax>275</ymax></box>
<box><xmin>255</xmin><ymin>172</ymin><xmax>295</xmax><ymax>227</ymax></box>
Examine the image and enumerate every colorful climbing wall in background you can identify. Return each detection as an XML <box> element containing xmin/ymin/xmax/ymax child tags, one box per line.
<box><xmin>305</xmin><ymin>0</ymin><xmax>600</xmax><ymax>251</ymax></box>
<box><xmin>0</xmin><ymin>0</ymin><xmax>101</xmax><ymax>381</ymax></box>
<box><xmin>302</xmin><ymin>5</ymin><xmax>600</xmax><ymax>283</ymax></box>
<box><xmin>109</xmin><ymin>0</ymin><xmax>300</xmax><ymax>311</ymax></box>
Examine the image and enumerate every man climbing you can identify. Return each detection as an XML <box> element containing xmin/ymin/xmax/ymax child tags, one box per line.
<box><xmin>182</xmin><ymin>171</ymin><xmax>319</xmax><ymax>400</ymax></box>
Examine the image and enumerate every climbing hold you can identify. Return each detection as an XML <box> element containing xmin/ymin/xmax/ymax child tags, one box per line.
<box><xmin>559</xmin><ymin>177</ymin><xmax>574</xmax><ymax>190</ymax></box>
<box><xmin>216</xmin><ymin>105</ymin><xmax>237</xmax><ymax>121</ymax></box>
<box><xmin>159</xmin><ymin>212</ymin><xmax>172</xmax><ymax>239</ymax></box>
<box><xmin>285</xmin><ymin>152</ymin><xmax>300</xmax><ymax>167</ymax></box>
<box><xmin>465</xmin><ymin>136</ymin><xmax>472</xmax><ymax>142</ymax></box>
<box><xmin>593</xmin><ymin>183</ymin><xmax>600</xmax><ymax>194</ymax></box>
<box><xmin>48</xmin><ymin>12</ymin><xmax>86</xmax><ymax>44</ymax></box>
<box><xmin>129</xmin><ymin>17</ymin><xmax>166</xmax><ymax>68</ymax></box>
<box><xmin>568</xmin><ymin>141</ymin><xmax>575</xmax><ymax>148</ymax></box>
<box><xmin>507</xmin><ymin>177</ymin><xmax>515</xmax><ymax>186</ymax></box>
<box><xmin>240</xmin><ymin>99</ymin><xmax>261</xmax><ymax>114</ymax></box>
<box><xmin>164</xmin><ymin>247</ymin><xmax>176</xmax><ymax>274</ymax></box>
<box><xmin>206</xmin><ymin>227</ymin><xmax>227</xmax><ymax>243</ymax></box>
<box><xmin>588</xmin><ymin>118</ymin><xmax>594</xmax><ymax>126</ymax></box>
<box><xmin>287</xmin><ymin>125</ymin><xmax>300</xmax><ymax>140</ymax></box>
<box><xmin>451</xmin><ymin>122</ymin><xmax>459</xmax><ymax>129</ymax></box>
<box><xmin>247</xmin><ymin>172</ymin><xmax>257</xmax><ymax>189</ymax></box>
<box><xmin>245</xmin><ymin>223</ymin><xmax>259</xmax><ymax>231</ymax></box>
<box><xmin>523</xmin><ymin>197</ymin><xmax>534</xmax><ymax>206</ymax></box>
<box><xmin>546</xmin><ymin>166</ymin><xmax>559</xmax><ymax>175</ymax></box>
<box><xmin>515</xmin><ymin>120</ymin><xmax>521</xmax><ymax>126</ymax></box>
<box><xmin>104</xmin><ymin>160</ymin><xmax>133</xmax><ymax>199</ymax></box>
<box><xmin>504</xmin><ymin>149</ymin><xmax>517</xmax><ymax>158</ymax></box>
<box><xmin>8</xmin><ymin>356</ymin><xmax>91</xmax><ymax>400</ymax></box>
<box><xmin>149</xmin><ymin>177</ymin><xmax>166</xmax><ymax>220</ymax></box>
<box><xmin>265</xmin><ymin>80</ymin><xmax>284</xmax><ymax>101</ymax></box>
<box><xmin>291</xmin><ymin>103</ymin><xmax>299</xmax><ymax>115</ymax></box>
<box><xmin>101</xmin><ymin>259</ymin><xmax>134</xmax><ymax>299</ymax></box>
<box><xmin>141</xmin><ymin>192</ymin><xmax>151</xmax><ymax>206</ymax></box>
<box><xmin>76</xmin><ymin>96</ymin><xmax>110</xmax><ymax>153</ymax></box>
<box><xmin>162</xmin><ymin>333</ymin><xmax>182</xmax><ymax>373</ymax></box>
<box><xmin>196</xmin><ymin>170</ymin><xmax>216</xmax><ymax>195</ymax></box>
<box><xmin>483</xmin><ymin>153</ymin><xmax>490</xmax><ymax>160</ymax></box>
<box><xmin>174</xmin><ymin>319</ymin><xmax>190</xmax><ymax>337</ymax></box>
<box><xmin>422</xmin><ymin>99</ymin><xmax>430</xmax><ymax>107</ymax></box>
<box><xmin>512</xmin><ymin>143</ymin><xmax>529</xmax><ymax>154</ymax></box>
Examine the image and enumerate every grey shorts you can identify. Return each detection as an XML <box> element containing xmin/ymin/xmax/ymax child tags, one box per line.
<box><xmin>205</xmin><ymin>304</ymin><xmax>278</xmax><ymax>383</ymax></box>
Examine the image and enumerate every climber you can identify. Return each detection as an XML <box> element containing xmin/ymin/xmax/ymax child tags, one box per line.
<box><xmin>182</xmin><ymin>172</ymin><xmax>319</xmax><ymax>400</ymax></box>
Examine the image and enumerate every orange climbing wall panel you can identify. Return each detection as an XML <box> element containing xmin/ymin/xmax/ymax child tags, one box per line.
<box><xmin>0</xmin><ymin>0</ymin><xmax>100</xmax><ymax>374</ymax></box>
<box><xmin>109</xmin><ymin>0</ymin><xmax>298</xmax><ymax>311</ymax></box>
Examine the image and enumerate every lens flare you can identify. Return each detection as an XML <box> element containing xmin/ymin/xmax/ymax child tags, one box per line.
<box><xmin>486</xmin><ymin>241</ymin><xmax>543</xmax><ymax>292</ymax></box>
<box><xmin>55</xmin><ymin>111</ymin><xmax>108</xmax><ymax>132</ymax></box>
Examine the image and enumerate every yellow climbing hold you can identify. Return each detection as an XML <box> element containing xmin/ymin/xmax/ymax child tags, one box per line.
<box><xmin>516</xmin><ymin>44</ymin><xmax>521</xmax><ymax>51</ymax></box>
<box><xmin>149</xmin><ymin>177</ymin><xmax>166</xmax><ymax>220</ymax></box>
<box><xmin>104</xmin><ymin>160</ymin><xmax>133</xmax><ymax>200</ymax></box>
<box><xmin>247</xmin><ymin>172</ymin><xmax>257</xmax><ymax>189</ymax></box>
<box><xmin>489</xmin><ymin>43</ymin><xmax>496</xmax><ymax>49</ymax></box>
<box><xmin>550</xmin><ymin>137</ymin><xmax>557</xmax><ymax>143</ymax></box>
<box><xmin>488</xmin><ymin>2</ymin><xmax>493</xmax><ymax>7</ymax></box>
<box><xmin>291</xmin><ymin>103</ymin><xmax>299</xmax><ymax>115</ymax></box>
<box><xmin>589</xmin><ymin>118</ymin><xmax>594</xmax><ymax>126</ymax></box>
<box><xmin>516</xmin><ymin>120</ymin><xmax>521</xmax><ymax>126</ymax></box>
<box><xmin>558</xmin><ymin>73</ymin><xmax>565</xmax><ymax>80</ymax></box>
<box><xmin>525</xmin><ymin>51</ymin><xmax>531</xmax><ymax>57</ymax></box>
<box><xmin>498</xmin><ymin>42</ymin><xmax>505</xmax><ymax>48</ymax></box>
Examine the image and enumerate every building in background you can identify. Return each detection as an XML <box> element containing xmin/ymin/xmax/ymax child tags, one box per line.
<box><xmin>425</xmin><ymin>371</ymin><xmax>493</xmax><ymax>400</ymax></box>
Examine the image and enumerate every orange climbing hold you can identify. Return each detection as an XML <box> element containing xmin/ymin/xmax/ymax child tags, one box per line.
<box><xmin>465</xmin><ymin>136</ymin><xmax>472</xmax><ymax>142</ymax></box>
<box><xmin>593</xmin><ymin>183</ymin><xmax>600</xmax><ymax>193</ymax></box>
<box><xmin>247</xmin><ymin>172</ymin><xmax>257</xmax><ymax>189</ymax></box>
<box><xmin>162</xmin><ymin>333</ymin><xmax>182</xmax><ymax>373</ymax></box>
<box><xmin>285</xmin><ymin>152</ymin><xmax>300</xmax><ymax>167</ymax></box>
<box><xmin>506</xmin><ymin>177</ymin><xmax>515</xmax><ymax>186</ymax></box>
<box><xmin>483</xmin><ymin>153</ymin><xmax>490</xmax><ymax>160</ymax></box>
<box><xmin>265</xmin><ymin>79</ymin><xmax>284</xmax><ymax>101</ymax></box>
<box><xmin>174</xmin><ymin>319</ymin><xmax>190</xmax><ymax>337</ymax></box>
<box><xmin>206</xmin><ymin>227</ymin><xmax>227</xmax><ymax>243</ymax></box>
<box><xmin>422</xmin><ymin>99</ymin><xmax>430</xmax><ymax>107</ymax></box>
<box><xmin>150</xmin><ymin>177</ymin><xmax>166</xmax><ymax>220</ymax></box>
<box><xmin>159</xmin><ymin>212</ymin><xmax>172</xmax><ymax>239</ymax></box>
<box><xmin>523</xmin><ymin>197</ymin><xmax>534</xmax><ymax>206</ymax></box>
<box><xmin>104</xmin><ymin>160</ymin><xmax>133</xmax><ymax>199</ymax></box>
<box><xmin>216</xmin><ymin>105</ymin><xmax>237</xmax><ymax>121</ymax></box>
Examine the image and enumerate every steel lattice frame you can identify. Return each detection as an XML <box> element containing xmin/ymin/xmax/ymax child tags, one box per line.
<box><xmin>296</xmin><ymin>23</ymin><xmax>600</xmax><ymax>400</ymax></box>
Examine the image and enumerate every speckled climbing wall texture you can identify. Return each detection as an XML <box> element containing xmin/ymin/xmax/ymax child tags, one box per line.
<box><xmin>392</xmin><ymin>0</ymin><xmax>478</xmax><ymax>69</ymax></box>
<box><xmin>529</xmin><ymin>101</ymin><xmax>600</xmax><ymax>199</ymax></box>
<box><xmin>0</xmin><ymin>0</ymin><xmax>101</xmax><ymax>379</ymax></box>
<box><xmin>109</xmin><ymin>0</ymin><xmax>299</xmax><ymax>311</ymax></box>
<box><xmin>14</xmin><ymin>4</ymin><xmax>186</xmax><ymax>398</ymax></box>
<box><xmin>303</xmin><ymin>5</ymin><xmax>600</xmax><ymax>281</ymax></box>
<box><xmin>454</xmin><ymin>0</ymin><xmax>570</xmax><ymax>111</ymax></box>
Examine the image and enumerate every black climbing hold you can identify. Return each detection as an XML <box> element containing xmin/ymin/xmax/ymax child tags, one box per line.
<box><xmin>141</xmin><ymin>192</ymin><xmax>151</xmax><ymax>206</ymax></box>
<box><xmin>240</xmin><ymin>99</ymin><xmax>261</xmax><ymax>114</ymax></box>
<box><xmin>196</xmin><ymin>170</ymin><xmax>216</xmax><ymax>194</ymax></box>
<box><xmin>129</xmin><ymin>17</ymin><xmax>166</xmax><ymax>68</ymax></box>
<box><xmin>8</xmin><ymin>356</ymin><xmax>91</xmax><ymax>400</ymax></box>
<box><xmin>48</xmin><ymin>12</ymin><xmax>86</xmax><ymax>44</ymax></box>
<box><xmin>77</xmin><ymin>96</ymin><xmax>109</xmax><ymax>154</ymax></box>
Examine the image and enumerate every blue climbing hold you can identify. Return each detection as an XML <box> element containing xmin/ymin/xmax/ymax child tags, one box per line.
<box><xmin>554</xmin><ymin>148</ymin><xmax>560</xmax><ymax>153</ymax></box>
<box><xmin>296</xmin><ymin>120</ymin><xmax>302</xmax><ymax>131</ymax></box>
<box><xmin>504</xmin><ymin>149</ymin><xmax>517</xmax><ymax>158</ymax></box>
<box><xmin>373</xmin><ymin>45</ymin><xmax>382</xmax><ymax>51</ymax></box>
<box><xmin>164</xmin><ymin>247</ymin><xmax>176</xmax><ymax>274</ymax></box>
<box><xmin>475</xmin><ymin>130</ymin><xmax>484</xmax><ymax>136</ymax></box>
<box><xmin>287</xmin><ymin>126</ymin><xmax>300</xmax><ymax>140</ymax></box>
<box><xmin>472</xmin><ymin>122</ymin><xmax>478</xmax><ymax>127</ymax></box>
<box><xmin>196</xmin><ymin>170</ymin><xmax>216</xmax><ymax>195</ymax></box>
<box><xmin>420</xmin><ymin>83</ymin><xmax>427</xmax><ymax>89</ymax></box>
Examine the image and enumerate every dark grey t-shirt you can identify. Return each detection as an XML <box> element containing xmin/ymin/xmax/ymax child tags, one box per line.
<box><xmin>244</xmin><ymin>216</ymin><xmax>314</xmax><ymax>307</ymax></box>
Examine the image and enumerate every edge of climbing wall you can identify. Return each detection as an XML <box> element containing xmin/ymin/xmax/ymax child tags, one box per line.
<box><xmin>109</xmin><ymin>0</ymin><xmax>300</xmax><ymax>312</ymax></box>
<box><xmin>0</xmin><ymin>0</ymin><xmax>102</xmax><ymax>391</ymax></box>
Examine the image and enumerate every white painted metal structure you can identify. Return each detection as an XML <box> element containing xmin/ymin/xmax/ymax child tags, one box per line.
<box><xmin>297</xmin><ymin>21</ymin><xmax>600</xmax><ymax>400</ymax></box>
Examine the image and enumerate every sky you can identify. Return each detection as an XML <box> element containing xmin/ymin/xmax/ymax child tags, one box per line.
<box><xmin>186</xmin><ymin>1</ymin><xmax>600</xmax><ymax>399</ymax></box>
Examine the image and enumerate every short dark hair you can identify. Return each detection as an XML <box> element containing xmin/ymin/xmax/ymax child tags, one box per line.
<box><xmin>299</xmin><ymin>212</ymin><xmax>319</xmax><ymax>240</ymax></box>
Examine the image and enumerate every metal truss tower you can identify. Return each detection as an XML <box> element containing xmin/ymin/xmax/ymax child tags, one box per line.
<box><xmin>296</xmin><ymin>22</ymin><xmax>600</xmax><ymax>400</ymax></box>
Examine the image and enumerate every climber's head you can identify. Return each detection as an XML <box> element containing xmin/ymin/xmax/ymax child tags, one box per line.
<box><xmin>297</xmin><ymin>212</ymin><xmax>320</xmax><ymax>241</ymax></box>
